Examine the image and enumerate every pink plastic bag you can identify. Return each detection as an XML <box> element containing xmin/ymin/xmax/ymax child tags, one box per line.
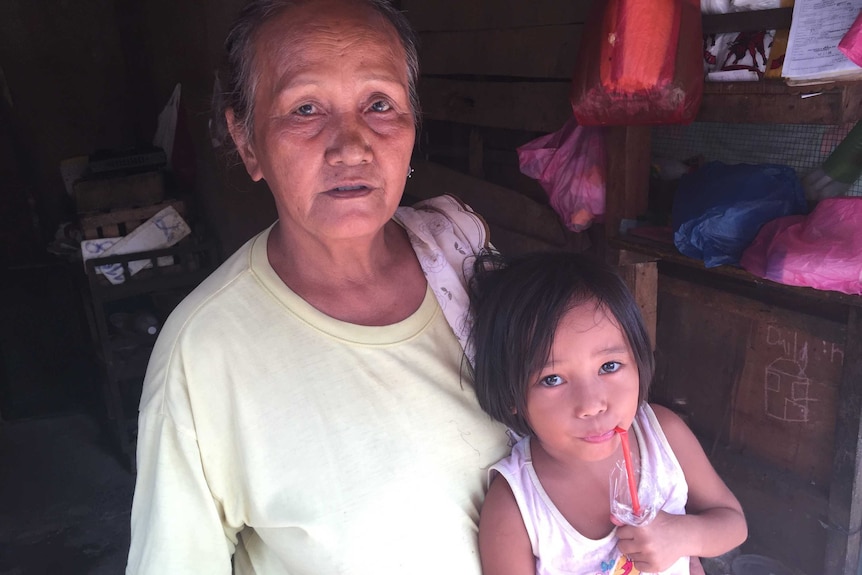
<box><xmin>839</xmin><ymin>10</ymin><xmax>862</xmax><ymax>67</ymax></box>
<box><xmin>516</xmin><ymin>118</ymin><xmax>606</xmax><ymax>232</ymax></box>
<box><xmin>740</xmin><ymin>198</ymin><xmax>862</xmax><ymax>295</ymax></box>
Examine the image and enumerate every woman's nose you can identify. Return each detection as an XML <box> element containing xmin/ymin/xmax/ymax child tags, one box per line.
<box><xmin>325</xmin><ymin>113</ymin><xmax>373</xmax><ymax>166</ymax></box>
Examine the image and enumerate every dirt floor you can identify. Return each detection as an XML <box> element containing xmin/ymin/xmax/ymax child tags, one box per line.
<box><xmin>0</xmin><ymin>409</ymin><xmax>811</xmax><ymax>575</ymax></box>
<box><xmin>0</xmin><ymin>259</ymin><xmax>816</xmax><ymax>575</ymax></box>
<box><xmin>0</xmin><ymin>412</ymin><xmax>133</xmax><ymax>575</ymax></box>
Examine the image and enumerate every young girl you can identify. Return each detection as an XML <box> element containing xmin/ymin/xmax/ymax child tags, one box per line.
<box><xmin>469</xmin><ymin>251</ymin><xmax>747</xmax><ymax>575</ymax></box>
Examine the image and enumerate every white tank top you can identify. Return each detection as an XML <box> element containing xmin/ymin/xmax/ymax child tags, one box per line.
<box><xmin>490</xmin><ymin>404</ymin><xmax>690</xmax><ymax>575</ymax></box>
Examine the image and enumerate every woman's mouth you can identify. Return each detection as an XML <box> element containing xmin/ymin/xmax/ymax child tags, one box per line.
<box><xmin>326</xmin><ymin>185</ymin><xmax>372</xmax><ymax>198</ymax></box>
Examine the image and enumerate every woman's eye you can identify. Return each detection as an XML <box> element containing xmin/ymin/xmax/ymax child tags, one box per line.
<box><xmin>369</xmin><ymin>100</ymin><xmax>391</xmax><ymax>113</ymax></box>
<box><xmin>295</xmin><ymin>103</ymin><xmax>316</xmax><ymax>116</ymax></box>
<box><xmin>539</xmin><ymin>374</ymin><xmax>564</xmax><ymax>387</ymax></box>
<box><xmin>599</xmin><ymin>361</ymin><xmax>621</xmax><ymax>374</ymax></box>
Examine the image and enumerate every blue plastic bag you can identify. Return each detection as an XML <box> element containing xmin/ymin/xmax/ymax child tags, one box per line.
<box><xmin>672</xmin><ymin>162</ymin><xmax>806</xmax><ymax>268</ymax></box>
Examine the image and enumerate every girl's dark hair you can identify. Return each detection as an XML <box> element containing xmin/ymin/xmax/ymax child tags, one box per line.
<box><xmin>468</xmin><ymin>250</ymin><xmax>655</xmax><ymax>437</ymax></box>
<box><xmin>213</xmin><ymin>0</ymin><xmax>421</xmax><ymax>150</ymax></box>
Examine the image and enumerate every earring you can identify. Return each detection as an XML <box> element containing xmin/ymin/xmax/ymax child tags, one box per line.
<box><xmin>407</xmin><ymin>166</ymin><xmax>415</xmax><ymax>179</ymax></box>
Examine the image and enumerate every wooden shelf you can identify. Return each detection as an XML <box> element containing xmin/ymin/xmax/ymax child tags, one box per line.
<box><xmin>612</xmin><ymin>232</ymin><xmax>862</xmax><ymax>316</ymax></box>
<box><xmin>698</xmin><ymin>80</ymin><xmax>862</xmax><ymax>125</ymax></box>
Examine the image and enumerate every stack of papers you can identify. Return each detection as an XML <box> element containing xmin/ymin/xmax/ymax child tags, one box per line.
<box><xmin>783</xmin><ymin>0</ymin><xmax>862</xmax><ymax>85</ymax></box>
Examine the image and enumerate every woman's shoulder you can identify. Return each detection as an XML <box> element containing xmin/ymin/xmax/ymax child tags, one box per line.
<box><xmin>159</xmin><ymin>234</ymin><xmax>260</xmax><ymax>327</ymax></box>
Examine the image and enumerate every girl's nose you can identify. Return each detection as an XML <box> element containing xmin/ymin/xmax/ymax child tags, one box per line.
<box><xmin>325</xmin><ymin>113</ymin><xmax>373</xmax><ymax>166</ymax></box>
<box><xmin>573</xmin><ymin>384</ymin><xmax>607</xmax><ymax>419</ymax></box>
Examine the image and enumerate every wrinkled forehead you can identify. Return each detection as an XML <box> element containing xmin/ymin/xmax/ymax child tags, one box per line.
<box><xmin>252</xmin><ymin>0</ymin><xmax>407</xmax><ymax>81</ymax></box>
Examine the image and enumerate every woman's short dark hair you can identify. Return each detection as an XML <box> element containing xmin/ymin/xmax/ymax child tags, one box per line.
<box><xmin>468</xmin><ymin>251</ymin><xmax>655</xmax><ymax>437</ymax></box>
<box><xmin>214</xmin><ymin>0</ymin><xmax>421</xmax><ymax>150</ymax></box>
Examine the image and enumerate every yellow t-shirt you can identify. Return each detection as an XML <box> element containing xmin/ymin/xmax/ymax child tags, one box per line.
<box><xmin>128</xmin><ymin>201</ymin><xmax>509</xmax><ymax>574</ymax></box>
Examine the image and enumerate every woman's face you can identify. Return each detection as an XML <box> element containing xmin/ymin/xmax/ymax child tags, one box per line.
<box><xmin>524</xmin><ymin>302</ymin><xmax>641</xmax><ymax>463</ymax></box>
<box><xmin>232</xmin><ymin>0</ymin><xmax>416</xmax><ymax>243</ymax></box>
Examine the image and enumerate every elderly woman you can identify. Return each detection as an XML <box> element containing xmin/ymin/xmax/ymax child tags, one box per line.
<box><xmin>126</xmin><ymin>0</ymin><xmax>509</xmax><ymax>573</ymax></box>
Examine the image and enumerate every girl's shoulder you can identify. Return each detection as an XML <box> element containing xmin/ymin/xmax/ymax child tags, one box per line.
<box><xmin>646</xmin><ymin>402</ymin><xmax>689</xmax><ymax>436</ymax></box>
<box><xmin>644</xmin><ymin>402</ymin><xmax>703</xmax><ymax>467</ymax></box>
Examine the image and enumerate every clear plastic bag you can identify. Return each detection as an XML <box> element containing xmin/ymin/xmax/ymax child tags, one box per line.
<box><xmin>610</xmin><ymin>460</ymin><xmax>658</xmax><ymax>527</ymax></box>
<box><xmin>516</xmin><ymin>118</ymin><xmax>606</xmax><ymax>232</ymax></box>
<box><xmin>740</xmin><ymin>198</ymin><xmax>862</xmax><ymax>295</ymax></box>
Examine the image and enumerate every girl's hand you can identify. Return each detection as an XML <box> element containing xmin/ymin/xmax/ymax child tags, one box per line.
<box><xmin>613</xmin><ymin>404</ymin><xmax>748</xmax><ymax>572</ymax></box>
<box><xmin>614</xmin><ymin>510</ymin><xmax>691</xmax><ymax>573</ymax></box>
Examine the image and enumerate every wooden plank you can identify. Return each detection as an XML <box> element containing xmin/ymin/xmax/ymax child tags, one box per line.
<box><xmin>419</xmin><ymin>25</ymin><xmax>581</xmax><ymax>79</ymax></box>
<box><xmin>840</xmin><ymin>84</ymin><xmax>862</xmax><ymax>125</ymax></box>
<box><xmin>824</xmin><ymin>308</ymin><xmax>862</xmax><ymax>575</ymax></box>
<box><xmin>419</xmin><ymin>77</ymin><xmax>572</xmax><ymax>133</ymax></box>
<box><xmin>604</xmin><ymin>127</ymin><xmax>650</xmax><ymax>239</ymax></box>
<box><xmin>404</xmin><ymin>158</ymin><xmax>576</xmax><ymax>250</ymax></box>
<box><xmin>403</xmin><ymin>0</ymin><xmax>592</xmax><ymax>32</ymax></box>
<box><xmin>701</xmin><ymin>7</ymin><xmax>792</xmax><ymax>34</ymax></box>
<box><xmin>611</xmin><ymin>235</ymin><xmax>862</xmax><ymax>315</ymax></box>
<box><xmin>653</xmin><ymin>278</ymin><xmax>752</xmax><ymax>445</ymax></box>
<box><xmin>617</xmin><ymin>260</ymin><xmax>658</xmax><ymax>351</ymax></box>
<box><xmin>698</xmin><ymin>81</ymin><xmax>862</xmax><ymax>125</ymax></box>
<box><xmin>659</xmin><ymin>274</ymin><xmax>846</xmax><ymax>486</ymax></box>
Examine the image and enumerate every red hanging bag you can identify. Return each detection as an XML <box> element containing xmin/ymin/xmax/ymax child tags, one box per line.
<box><xmin>571</xmin><ymin>0</ymin><xmax>703</xmax><ymax>126</ymax></box>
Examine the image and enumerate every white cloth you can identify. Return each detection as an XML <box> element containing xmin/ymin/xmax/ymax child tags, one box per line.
<box><xmin>491</xmin><ymin>404</ymin><xmax>690</xmax><ymax>575</ymax></box>
<box><xmin>395</xmin><ymin>194</ymin><xmax>490</xmax><ymax>361</ymax></box>
<box><xmin>127</xmin><ymin>195</ymin><xmax>508</xmax><ymax>575</ymax></box>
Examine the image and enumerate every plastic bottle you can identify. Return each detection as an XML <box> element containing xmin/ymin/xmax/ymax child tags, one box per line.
<box><xmin>802</xmin><ymin>120</ymin><xmax>862</xmax><ymax>202</ymax></box>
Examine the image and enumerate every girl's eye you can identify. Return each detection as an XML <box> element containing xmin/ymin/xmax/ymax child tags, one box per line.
<box><xmin>295</xmin><ymin>103</ymin><xmax>316</xmax><ymax>116</ymax></box>
<box><xmin>539</xmin><ymin>374</ymin><xmax>564</xmax><ymax>387</ymax></box>
<box><xmin>369</xmin><ymin>100</ymin><xmax>391</xmax><ymax>113</ymax></box>
<box><xmin>599</xmin><ymin>361</ymin><xmax>621</xmax><ymax>374</ymax></box>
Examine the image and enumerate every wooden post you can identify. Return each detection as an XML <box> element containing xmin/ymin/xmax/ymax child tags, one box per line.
<box><xmin>824</xmin><ymin>307</ymin><xmax>862</xmax><ymax>575</ymax></box>
<box><xmin>614</xmin><ymin>251</ymin><xmax>658</xmax><ymax>352</ymax></box>
<box><xmin>604</xmin><ymin>126</ymin><xmax>651</xmax><ymax>240</ymax></box>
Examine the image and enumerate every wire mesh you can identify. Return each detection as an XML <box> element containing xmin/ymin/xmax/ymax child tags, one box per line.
<box><xmin>651</xmin><ymin>122</ymin><xmax>862</xmax><ymax>196</ymax></box>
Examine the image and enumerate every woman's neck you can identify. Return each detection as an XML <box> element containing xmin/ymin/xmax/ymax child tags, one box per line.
<box><xmin>266</xmin><ymin>219</ymin><xmax>427</xmax><ymax>325</ymax></box>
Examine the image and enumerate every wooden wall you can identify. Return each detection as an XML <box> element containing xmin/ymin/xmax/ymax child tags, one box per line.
<box><xmin>651</xmin><ymin>263</ymin><xmax>854</xmax><ymax>575</ymax></box>
<box><xmin>655</xmin><ymin>271</ymin><xmax>844</xmax><ymax>487</ymax></box>
<box><xmin>0</xmin><ymin>0</ymin><xmax>137</xmax><ymax>253</ymax></box>
<box><xmin>402</xmin><ymin>0</ymin><xmax>593</xmax><ymax>256</ymax></box>
<box><xmin>114</xmin><ymin>0</ymin><xmax>280</xmax><ymax>257</ymax></box>
<box><xmin>404</xmin><ymin>5</ymin><xmax>862</xmax><ymax>573</ymax></box>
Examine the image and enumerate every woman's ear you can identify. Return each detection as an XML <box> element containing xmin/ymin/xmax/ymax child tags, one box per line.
<box><xmin>226</xmin><ymin>108</ymin><xmax>263</xmax><ymax>182</ymax></box>
<box><xmin>510</xmin><ymin>406</ymin><xmax>518</xmax><ymax>415</ymax></box>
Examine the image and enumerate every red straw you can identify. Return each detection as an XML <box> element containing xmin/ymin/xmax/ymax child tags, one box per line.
<box><xmin>614</xmin><ymin>426</ymin><xmax>641</xmax><ymax>516</ymax></box>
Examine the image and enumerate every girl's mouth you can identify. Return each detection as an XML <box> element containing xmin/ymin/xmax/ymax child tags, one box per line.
<box><xmin>582</xmin><ymin>429</ymin><xmax>615</xmax><ymax>443</ymax></box>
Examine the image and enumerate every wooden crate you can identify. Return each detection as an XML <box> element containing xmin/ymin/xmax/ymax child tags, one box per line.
<box><xmin>78</xmin><ymin>199</ymin><xmax>186</xmax><ymax>240</ymax></box>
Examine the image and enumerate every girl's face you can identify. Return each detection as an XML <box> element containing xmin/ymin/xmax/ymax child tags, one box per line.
<box><xmin>523</xmin><ymin>301</ymin><xmax>640</xmax><ymax>463</ymax></box>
